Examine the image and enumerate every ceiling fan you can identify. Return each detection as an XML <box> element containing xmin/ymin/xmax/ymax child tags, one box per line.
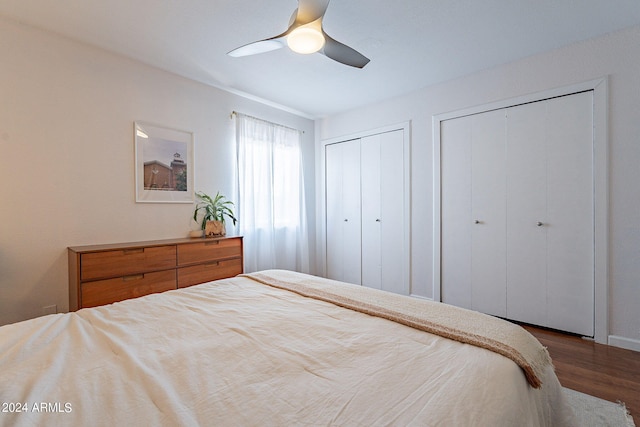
<box><xmin>227</xmin><ymin>0</ymin><xmax>370</xmax><ymax>68</ymax></box>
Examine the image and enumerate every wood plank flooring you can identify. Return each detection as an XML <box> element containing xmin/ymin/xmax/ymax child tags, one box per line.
<box><xmin>524</xmin><ymin>325</ymin><xmax>640</xmax><ymax>422</ymax></box>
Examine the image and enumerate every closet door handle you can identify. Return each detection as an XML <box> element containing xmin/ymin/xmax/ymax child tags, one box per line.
<box><xmin>474</xmin><ymin>219</ymin><xmax>481</xmax><ymax>224</ymax></box>
<box><xmin>537</xmin><ymin>221</ymin><xmax>544</xmax><ymax>227</ymax></box>
<box><xmin>344</xmin><ymin>219</ymin><xmax>348</xmax><ymax>222</ymax></box>
<box><xmin>375</xmin><ymin>219</ymin><xmax>381</xmax><ymax>222</ymax></box>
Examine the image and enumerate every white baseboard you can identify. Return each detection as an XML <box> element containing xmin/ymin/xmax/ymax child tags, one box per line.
<box><xmin>608</xmin><ymin>335</ymin><xmax>640</xmax><ymax>352</ymax></box>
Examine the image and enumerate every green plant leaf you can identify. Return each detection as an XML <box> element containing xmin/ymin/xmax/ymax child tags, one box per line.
<box><xmin>192</xmin><ymin>190</ymin><xmax>237</xmax><ymax>228</ymax></box>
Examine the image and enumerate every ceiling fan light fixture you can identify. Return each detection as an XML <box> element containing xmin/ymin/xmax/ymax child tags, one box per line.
<box><xmin>287</xmin><ymin>27</ymin><xmax>325</xmax><ymax>54</ymax></box>
<box><xmin>228</xmin><ymin>2</ymin><xmax>369</xmax><ymax>68</ymax></box>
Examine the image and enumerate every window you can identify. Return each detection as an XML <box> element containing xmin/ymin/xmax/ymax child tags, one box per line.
<box><xmin>235</xmin><ymin>113</ymin><xmax>309</xmax><ymax>273</ymax></box>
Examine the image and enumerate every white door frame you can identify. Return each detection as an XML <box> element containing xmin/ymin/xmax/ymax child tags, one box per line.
<box><xmin>432</xmin><ymin>78</ymin><xmax>609</xmax><ymax>343</ymax></box>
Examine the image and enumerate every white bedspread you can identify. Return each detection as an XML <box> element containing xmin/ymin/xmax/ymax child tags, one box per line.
<box><xmin>0</xmin><ymin>272</ymin><xmax>577</xmax><ymax>426</ymax></box>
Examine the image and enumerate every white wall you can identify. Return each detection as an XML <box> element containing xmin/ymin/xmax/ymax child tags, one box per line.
<box><xmin>0</xmin><ymin>17</ymin><xmax>315</xmax><ymax>326</ymax></box>
<box><xmin>317</xmin><ymin>26</ymin><xmax>640</xmax><ymax>349</ymax></box>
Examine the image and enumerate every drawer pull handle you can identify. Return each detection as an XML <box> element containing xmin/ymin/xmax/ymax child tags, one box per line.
<box><xmin>205</xmin><ymin>261</ymin><xmax>220</xmax><ymax>267</ymax></box>
<box><xmin>205</xmin><ymin>240</ymin><xmax>220</xmax><ymax>246</ymax></box>
<box><xmin>123</xmin><ymin>248</ymin><xmax>144</xmax><ymax>255</ymax></box>
<box><xmin>123</xmin><ymin>274</ymin><xmax>144</xmax><ymax>281</ymax></box>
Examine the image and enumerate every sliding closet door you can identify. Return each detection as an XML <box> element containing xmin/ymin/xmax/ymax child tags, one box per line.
<box><xmin>325</xmin><ymin>127</ymin><xmax>409</xmax><ymax>294</ymax></box>
<box><xmin>440</xmin><ymin>116</ymin><xmax>473</xmax><ymax>309</ymax></box>
<box><xmin>470</xmin><ymin>110</ymin><xmax>507</xmax><ymax>317</ymax></box>
<box><xmin>325</xmin><ymin>140</ymin><xmax>362</xmax><ymax>285</ymax></box>
<box><xmin>441</xmin><ymin>110</ymin><xmax>507</xmax><ymax>316</ymax></box>
<box><xmin>441</xmin><ymin>91</ymin><xmax>595</xmax><ymax>336</ymax></box>
<box><xmin>505</xmin><ymin>93</ymin><xmax>594</xmax><ymax>336</ymax></box>
<box><xmin>544</xmin><ymin>92</ymin><xmax>594</xmax><ymax>336</ymax></box>
<box><xmin>379</xmin><ymin>130</ymin><xmax>406</xmax><ymax>294</ymax></box>
<box><xmin>441</xmin><ymin>116</ymin><xmax>472</xmax><ymax>308</ymax></box>
<box><xmin>506</xmin><ymin>101</ymin><xmax>549</xmax><ymax>326</ymax></box>
<box><xmin>361</xmin><ymin>135</ymin><xmax>382</xmax><ymax>288</ymax></box>
<box><xmin>361</xmin><ymin>130</ymin><xmax>406</xmax><ymax>294</ymax></box>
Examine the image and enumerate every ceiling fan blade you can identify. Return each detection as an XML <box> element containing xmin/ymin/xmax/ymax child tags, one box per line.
<box><xmin>227</xmin><ymin>36</ymin><xmax>286</xmax><ymax>57</ymax></box>
<box><xmin>295</xmin><ymin>0</ymin><xmax>331</xmax><ymax>24</ymax></box>
<box><xmin>228</xmin><ymin>10</ymin><xmax>299</xmax><ymax>58</ymax></box>
<box><xmin>321</xmin><ymin>33</ymin><xmax>370</xmax><ymax>68</ymax></box>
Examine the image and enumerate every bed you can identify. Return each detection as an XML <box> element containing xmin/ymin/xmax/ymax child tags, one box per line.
<box><xmin>0</xmin><ymin>270</ymin><xmax>576</xmax><ymax>426</ymax></box>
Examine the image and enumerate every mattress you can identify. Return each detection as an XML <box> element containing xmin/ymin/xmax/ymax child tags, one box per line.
<box><xmin>0</xmin><ymin>270</ymin><xmax>577</xmax><ymax>426</ymax></box>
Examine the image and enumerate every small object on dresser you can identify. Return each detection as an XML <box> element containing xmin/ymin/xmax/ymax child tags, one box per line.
<box><xmin>193</xmin><ymin>191</ymin><xmax>237</xmax><ymax>237</ymax></box>
<box><xmin>205</xmin><ymin>220</ymin><xmax>225</xmax><ymax>237</ymax></box>
<box><xmin>189</xmin><ymin>229</ymin><xmax>204</xmax><ymax>238</ymax></box>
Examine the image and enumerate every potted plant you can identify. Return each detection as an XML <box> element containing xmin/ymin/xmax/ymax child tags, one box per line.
<box><xmin>192</xmin><ymin>191</ymin><xmax>237</xmax><ymax>237</ymax></box>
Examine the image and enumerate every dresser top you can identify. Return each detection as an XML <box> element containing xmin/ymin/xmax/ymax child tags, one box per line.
<box><xmin>68</xmin><ymin>236</ymin><xmax>242</xmax><ymax>253</ymax></box>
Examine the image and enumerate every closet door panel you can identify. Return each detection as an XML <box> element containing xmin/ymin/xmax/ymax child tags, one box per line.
<box><xmin>361</xmin><ymin>135</ymin><xmax>382</xmax><ymax>289</ymax></box>
<box><xmin>341</xmin><ymin>140</ymin><xmax>362</xmax><ymax>285</ymax></box>
<box><xmin>545</xmin><ymin>92</ymin><xmax>594</xmax><ymax>336</ymax></box>
<box><xmin>470</xmin><ymin>110</ymin><xmax>507</xmax><ymax>317</ymax></box>
<box><xmin>505</xmin><ymin>101</ymin><xmax>548</xmax><ymax>326</ymax></box>
<box><xmin>361</xmin><ymin>130</ymin><xmax>406</xmax><ymax>294</ymax></box>
<box><xmin>325</xmin><ymin>142</ymin><xmax>345</xmax><ymax>281</ymax></box>
<box><xmin>326</xmin><ymin>140</ymin><xmax>361</xmax><ymax>284</ymax></box>
<box><xmin>379</xmin><ymin>130</ymin><xmax>406</xmax><ymax>294</ymax></box>
<box><xmin>441</xmin><ymin>116</ymin><xmax>473</xmax><ymax>309</ymax></box>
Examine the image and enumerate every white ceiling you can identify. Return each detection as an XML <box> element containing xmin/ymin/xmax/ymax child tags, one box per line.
<box><xmin>2</xmin><ymin>0</ymin><xmax>640</xmax><ymax>118</ymax></box>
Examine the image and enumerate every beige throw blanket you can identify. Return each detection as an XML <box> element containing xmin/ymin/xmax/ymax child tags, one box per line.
<box><xmin>243</xmin><ymin>270</ymin><xmax>552</xmax><ymax>388</ymax></box>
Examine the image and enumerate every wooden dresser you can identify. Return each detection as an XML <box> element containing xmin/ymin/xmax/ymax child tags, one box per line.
<box><xmin>68</xmin><ymin>236</ymin><xmax>243</xmax><ymax>310</ymax></box>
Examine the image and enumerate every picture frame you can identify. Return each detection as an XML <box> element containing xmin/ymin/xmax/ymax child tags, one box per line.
<box><xmin>134</xmin><ymin>121</ymin><xmax>194</xmax><ymax>203</ymax></box>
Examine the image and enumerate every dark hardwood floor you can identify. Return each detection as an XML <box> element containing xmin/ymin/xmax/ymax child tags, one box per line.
<box><xmin>524</xmin><ymin>325</ymin><xmax>640</xmax><ymax>422</ymax></box>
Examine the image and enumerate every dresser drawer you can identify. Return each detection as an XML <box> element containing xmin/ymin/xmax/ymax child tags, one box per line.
<box><xmin>81</xmin><ymin>270</ymin><xmax>177</xmax><ymax>308</ymax></box>
<box><xmin>69</xmin><ymin>237</ymin><xmax>243</xmax><ymax>310</ymax></box>
<box><xmin>81</xmin><ymin>245</ymin><xmax>176</xmax><ymax>281</ymax></box>
<box><xmin>177</xmin><ymin>258</ymin><xmax>243</xmax><ymax>288</ymax></box>
<box><xmin>177</xmin><ymin>238</ymin><xmax>242</xmax><ymax>266</ymax></box>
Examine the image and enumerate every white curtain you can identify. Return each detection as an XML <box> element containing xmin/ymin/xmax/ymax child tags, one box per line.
<box><xmin>235</xmin><ymin>113</ymin><xmax>310</xmax><ymax>273</ymax></box>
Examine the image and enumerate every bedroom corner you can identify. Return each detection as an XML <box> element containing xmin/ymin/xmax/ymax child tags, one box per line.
<box><xmin>0</xmin><ymin>16</ymin><xmax>315</xmax><ymax>326</ymax></box>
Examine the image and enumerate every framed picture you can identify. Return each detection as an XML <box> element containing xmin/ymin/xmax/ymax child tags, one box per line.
<box><xmin>134</xmin><ymin>122</ymin><xmax>194</xmax><ymax>203</ymax></box>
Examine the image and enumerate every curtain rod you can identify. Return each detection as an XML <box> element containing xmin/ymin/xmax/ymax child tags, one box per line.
<box><xmin>230</xmin><ymin>111</ymin><xmax>304</xmax><ymax>134</ymax></box>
